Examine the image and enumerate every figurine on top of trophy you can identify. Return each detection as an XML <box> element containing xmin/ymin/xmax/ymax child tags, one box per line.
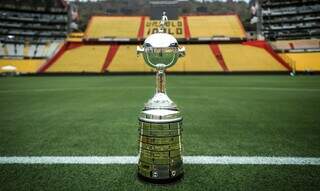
<box><xmin>136</xmin><ymin>12</ymin><xmax>186</xmax><ymax>183</ymax></box>
<box><xmin>159</xmin><ymin>11</ymin><xmax>168</xmax><ymax>33</ymax></box>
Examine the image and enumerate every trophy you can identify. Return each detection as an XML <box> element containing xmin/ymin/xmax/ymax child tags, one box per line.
<box><xmin>136</xmin><ymin>12</ymin><xmax>186</xmax><ymax>183</ymax></box>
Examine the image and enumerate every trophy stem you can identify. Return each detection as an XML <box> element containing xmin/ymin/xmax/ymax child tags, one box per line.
<box><xmin>156</xmin><ymin>69</ymin><xmax>166</xmax><ymax>93</ymax></box>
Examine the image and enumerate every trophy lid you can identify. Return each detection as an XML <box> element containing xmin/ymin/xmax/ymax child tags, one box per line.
<box><xmin>144</xmin><ymin>33</ymin><xmax>178</xmax><ymax>48</ymax></box>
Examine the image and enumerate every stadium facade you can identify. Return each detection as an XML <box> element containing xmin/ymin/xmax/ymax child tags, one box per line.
<box><xmin>0</xmin><ymin>0</ymin><xmax>319</xmax><ymax>74</ymax></box>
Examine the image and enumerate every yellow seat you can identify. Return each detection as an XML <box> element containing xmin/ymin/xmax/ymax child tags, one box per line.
<box><xmin>279</xmin><ymin>53</ymin><xmax>320</xmax><ymax>71</ymax></box>
<box><xmin>47</xmin><ymin>45</ymin><xmax>109</xmax><ymax>73</ymax></box>
<box><xmin>0</xmin><ymin>59</ymin><xmax>44</xmax><ymax>73</ymax></box>
<box><xmin>219</xmin><ymin>44</ymin><xmax>287</xmax><ymax>71</ymax></box>
<box><xmin>168</xmin><ymin>45</ymin><xmax>222</xmax><ymax>72</ymax></box>
<box><xmin>108</xmin><ymin>45</ymin><xmax>151</xmax><ymax>72</ymax></box>
<box><xmin>85</xmin><ymin>16</ymin><xmax>141</xmax><ymax>39</ymax></box>
<box><xmin>188</xmin><ymin>15</ymin><xmax>245</xmax><ymax>38</ymax></box>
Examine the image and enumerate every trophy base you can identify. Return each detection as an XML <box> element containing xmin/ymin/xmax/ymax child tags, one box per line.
<box><xmin>137</xmin><ymin>172</ymin><xmax>184</xmax><ymax>184</ymax></box>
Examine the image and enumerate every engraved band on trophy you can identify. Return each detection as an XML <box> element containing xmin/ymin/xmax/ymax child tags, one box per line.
<box><xmin>136</xmin><ymin>12</ymin><xmax>186</xmax><ymax>183</ymax></box>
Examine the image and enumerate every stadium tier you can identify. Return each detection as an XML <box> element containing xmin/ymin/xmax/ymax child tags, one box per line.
<box><xmin>0</xmin><ymin>42</ymin><xmax>61</xmax><ymax>58</ymax></box>
<box><xmin>33</xmin><ymin>15</ymin><xmax>301</xmax><ymax>74</ymax></box>
<box><xmin>270</xmin><ymin>39</ymin><xmax>320</xmax><ymax>51</ymax></box>
<box><xmin>258</xmin><ymin>0</ymin><xmax>320</xmax><ymax>40</ymax></box>
<box><xmin>84</xmin><ymin>15</ymin><xmax>246</xmax><ymax>40</ymax></box>
<box><xmin>2</xmin><ymin>14</ymin><xmax>320</xmax><ymax>74</ymax></box>
<box><xmin>0</xmin><ymin>0</ymin><xmax>71</xmax><ymax>74</ymax></box>
<box><xmin>0</xmin><ymin>59</ymin><xmax>44</xmax><ymax>73</ymax></box>
<box><xmin>45</xmin><ymin>44</ymin><xmax>110</xmax><ymax>73</ymax></box>
<box><xmin>108</xmin><ymin>44</ymin><xmax>223</xmax><ymax>72</ymax></box>
<box><xmin>187</xmin><ymin>15</ymin><xmax>245</xmax><ymax>38</ymax></box>
<box><xmin>36</xmin><ymin>41</ymin><xmax>295</xmax><ymax>73</ymax></box>
<box><xmin>85</xmin><ymin>16</ymin><xmax>143</xmax><ymax>39</ymax></box>
<box><xmin>219</xmin><ymin>44</ymin><xmax>288</xmax><ymax>71</ymax></box>
<box><xmin>279</xmin><ymin>52</ymin><xmax>320</xmax><ymax>72</ymax></box>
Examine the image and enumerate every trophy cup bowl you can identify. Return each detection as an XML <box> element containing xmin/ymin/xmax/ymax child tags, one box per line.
<box><xmin>137</xmin><ymin>33</ymin><xmax>185</xmax><ymax>70</ymax></box>
<box><xmin>136</xmin><ymin>26</ymin><xmax>185</xmax><ymax>183</ymax></box>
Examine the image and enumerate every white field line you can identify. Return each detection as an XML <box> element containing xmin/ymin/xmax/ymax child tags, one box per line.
<box><xmin>0</xmin><ymin>156</ymin><xmax>320</xmax><ymax>165</ymax></box>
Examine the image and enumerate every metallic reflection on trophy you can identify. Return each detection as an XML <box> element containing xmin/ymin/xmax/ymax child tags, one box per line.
<box><xmin>136</xmin><ymin>12</ymin><xmax>185</xmax><ymax>183</ymax></box>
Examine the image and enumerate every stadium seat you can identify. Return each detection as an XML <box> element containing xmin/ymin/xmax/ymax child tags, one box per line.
<box><xmin>270</xmin><ymin>41</ymin><xmax>292</xmax><ymax>50</ymax></box>
<box><xmin>169</xmin><ymin>45</ymin><xmax>222</xmax><ymax>72</ymax></box>
<box><xmin>35</xmin><ymin>45</ymin><xmax>45</xmax><ymax>58</ymax></box>
<box><xmin>85</xmin><ymin>16</ymin><xmax>142</xmax><ymax>39</ymax></box>
<box><xmin>0</xmin><ymin>59</ymin><xmax>44</xmax><ymax>73</ymax></box>
<box><xmin>279</xmin><ymin>52</ymin><xmax>320</xmax><ymax>71</ymax></box>
<box><xmin>16</xmin><ymin>44</ymin><xmax>24</xmax><ymax>57</ymax></box>
<box><xmin>6</xmin><ymin>44</ymin><xmax>15</xmax><ymax>57</ymax></box>
<box><xmin>187</xmin><ymin>15</ymin><xmax>246</xmax><ymax>38</ymax></box>
<box><xmin>46</xmin><ymin>42</ymin><xmax>61</xmax><ymax>58</ymax></box>
<box><xmin>46</xmin><ymin>45</ymin><xmax>110</xmax><ymax>73</ymax></box>
<box><xmin>108</xmin><ymin>45</ymin><xmax>222</xmax><ymax>73</ymax></box>
<box><xmin>270</xmin><ymin>39</ymin><xmax>320</xmax><ymax>50</ymax></box>
<box><xmin>0</xmin><ymin>0</ymin><xmax>69</xmax><ymax>73</ymax></box>
<box><xmin>292</xmin><ymin>39</ymin><xmax>320</xmax><ymax>49</ymax></box>
<box><xmin>0</xmin><ymin>43</ymin><xmax>5</xmax><ymax>56</ymax></box>
<box><xmin>28</xmin><ymin>45</ymin><xmax>37</xmax><ymax>58</ymax></box>
<box><xmin>107</xmin><ymin>45</ymin><xmax>151</xmax><ymax>72</ymax></box>
<box><xmin>44</xmin><ymin>44</ymin><xmax>295</xmax><ymax>73</ymax></box>
<box><xmin>219</xmin><ymin>44</ymin><xmax>288</xmax><ymax>71</ymax></box>
<box><xmin>23</xmin><ymin>44</ymin><xmax>30</xmax><ymax>57</ymax></box>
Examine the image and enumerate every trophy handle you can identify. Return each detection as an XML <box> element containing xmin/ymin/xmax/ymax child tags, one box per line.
<box><xmin>178</xmin><ymin>46</ymin><xmax>186</xmax><ymax>57</ymax></box>
<box><xmin>137</xmin><ymin>46</ymin><xmax>144</xmax><ymax>55</ymax></box>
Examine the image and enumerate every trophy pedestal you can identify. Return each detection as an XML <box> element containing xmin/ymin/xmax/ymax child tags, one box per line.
<box><xmin>138</xmin><ymin>107</ymin><xmax>183</xmax><ymax>182</ymax></box>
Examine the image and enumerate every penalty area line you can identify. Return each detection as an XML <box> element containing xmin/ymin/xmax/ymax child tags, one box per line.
<box><xmin>0</xmin><ymin>156</ymin><xmax>320</xmax><ymax>165</ymax></box>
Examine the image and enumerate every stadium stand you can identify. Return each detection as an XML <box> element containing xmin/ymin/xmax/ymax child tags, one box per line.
<box><xmin>107</xmin><ymin>44</ymin><xmax>223</xmax><ymax>73</ymax></box>
<box><xmin>279</xmin><ymin>52</ymin><xmax>320</xmax><ymax>72</ymax></box>
<box><xmin>187</xmin><ymin>15</ymin><xmax>246</xmax><ymax>38</ymax></box>
<box><xmin>0</xmin><ymin>0</ymin><xmax>70</xmax><ymax>74</ymax></box>
<box><xmin>0</xmin><ymin>59</ymin><xmax>44</xmax><ymax>73</ymax></box>
<box><xmin>84</xmin><ymin>15</ymin><xmax>246</xmax><ymax>40</ymax></box>
<box><xmin>37</xmin><ymin>14</ymin><xmax>298</xmax><ymax>73</ymax></box>
<box><xmin>107</xmin><ymin>45</ymin><xmax>150</xmax><ymax>72</ymax></box>
<box><xmin>84</xmin><ymin>16</ymin><xmax>142</xmax><ymax>39</ymax></box>
<box><xmin>219</xmin><ymin>44</ymin><xmax>288</xmax><ymax>71</ymax></box>
<box><xmin>174</xmin><ymin>45</ymin><xmax>222</xmax><ymax>72</ymax></box>
<box><xmin>3</xmin><ymin>0</ymin><xmax>315</xmax><ymax>74</ymax></box>
<box><xmin>41</xmin><ymin>43</ymin><xmax>291</xmax><ymax>73</ymax></box>
<box><xmin>258</xmin><ymin>0</ymin><xmax>320</xmax><ymax>40</ymax></box>
<box><xmin>247</xmin><ymin>0</ymin><xmax>320</xmax><ymax>72</ymax></box>
<box><xmin>45</xmin><ymin>44</ymin><xmax>110</xmax><ymax>73</ymax></box>
<box><xmin>270</xmin><ymin>39</ymin><xmax>320</xmax><ymax>51</ymax></box>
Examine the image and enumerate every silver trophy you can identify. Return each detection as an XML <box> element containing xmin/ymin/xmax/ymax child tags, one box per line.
<box><xmin>136</xmin><ymin>12</ymin><xmax>186</xmax><ymax>183</ymax></box>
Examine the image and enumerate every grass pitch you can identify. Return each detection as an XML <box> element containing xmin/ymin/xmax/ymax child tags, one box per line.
<box><xmin>0</xmin><ymin>75</ymin><xmax>320</xmax><ymax>190</ymax></box>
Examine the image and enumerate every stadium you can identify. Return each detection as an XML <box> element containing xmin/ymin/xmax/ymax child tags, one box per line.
<box><xmin>0</xmin><ymin>0</ymin><xmax>319</xmax><ymax>190</ymax></box>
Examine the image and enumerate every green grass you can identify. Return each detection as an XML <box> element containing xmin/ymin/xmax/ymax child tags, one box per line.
<box><xmin>1</xmin><ymin>165</ymin><xmax>319</xmax><ymax>191</ymax></box>
<box><xmin>0</xmin><ymin>75</ymin><xmax>320</xmax><ymax>190</ymax></box>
